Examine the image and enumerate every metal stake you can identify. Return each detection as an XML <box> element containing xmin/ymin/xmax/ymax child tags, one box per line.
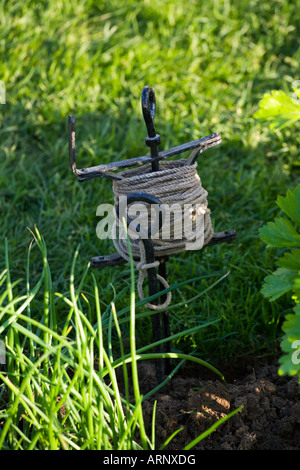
<box><xmin>67</xmin><ymin>85</ymin><xmax>237</xmax><ymax>382</ymax></box>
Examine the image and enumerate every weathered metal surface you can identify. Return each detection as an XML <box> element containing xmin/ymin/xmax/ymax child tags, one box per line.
<box><xmin>68</xmin><ymin>114</ymin><xmax>221</xmax><ymax>182</ymax></box>
<box><xmin>91</xmin><ymin>252</ymin><xmax>127</xmax><ymax>268</ymax></box>
<box><xmin>206</xmin><ymin>229</ymin><xmax>237</xmax><ymax>245</ymax></box>
<box><xmin>142</xmin><ymin>85</ymin><xmax>160</xmax><ymax>172</ymax></box>
<box><xmin>90</xmin><ymin>230</ymin><xmax>237</xmax><ymax>268</ymax></box>
<box><xmin>68</xmin><ymin>85</ymin><xmax>235</xmax><ymax>379</ymax></box>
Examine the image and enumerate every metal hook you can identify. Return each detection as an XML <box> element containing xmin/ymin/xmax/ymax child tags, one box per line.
<box><xmin>68</xmin><ymin>114</ymin><xmax>123</xmax><ymax>181</ymax></box>
<box><xmin>141</xmin><ymin>86</ymin><xmax>161</xmax><ymax>172</ymax></box>
<box><xmin>141</xmin><ymin>86</ymin><xmax>156</xmax><ymax>137</ymax></box>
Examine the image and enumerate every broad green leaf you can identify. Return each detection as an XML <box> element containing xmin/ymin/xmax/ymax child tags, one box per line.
<box><xmin>261</xmin><ymin>268</ymin><xmax>297</xmax><ymax>301</ymax></box>
<box><xmin>254</xmin><ymin>90</ymin><xmax>300</xmax><ymax>130</ymax></box>
<box><xmin>276</xmin><ymin>186</ymin><xmax>300</xmax><ymax>227</ymax></box>
<box><xmin>278</xmin><ymin>344</ymin><xmax>300</xmax><ymax>378</ymax></box>
<box><xmin>259</xmin><ymin>217</ymin><xmax>300</xmax><ymax>248</ymax></box>
<box><xmin>282</xmin><ymin>306</ymin><xmax>300</xmax><ymax>327</ymax></box>
<box><xmin>277</xmin><ymin>249</ymin><xmax>300</xmax><ymax>271</ymax></box>
<box><xmin>278</xmin><ymin>305</ymin><xmax>300</xmax><ymax>378</ymax></box>
<box><xmin>259</xmin><ymin>185</ymin><xmax>300</xmax><ymax>382</ymax></box>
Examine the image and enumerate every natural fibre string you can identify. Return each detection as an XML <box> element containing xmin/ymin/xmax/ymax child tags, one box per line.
<box><xmin>112</xmin><ymin>159</ymin><xmax>214</xmax><ymax>310</ymax></box>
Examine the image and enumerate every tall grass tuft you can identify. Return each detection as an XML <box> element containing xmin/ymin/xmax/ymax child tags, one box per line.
<box><xmin>0</xmin><ymin>228</ymin><xmax>241</xmax><ymax>450</ymax></box>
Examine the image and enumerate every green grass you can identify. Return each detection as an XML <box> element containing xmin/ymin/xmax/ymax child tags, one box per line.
<box><xmin>1</xmin><ymin>0</ymin><xmax>300</xmax><ymax>367</ymax></box>
<box><xmin>0</xmin><ymin>226</ymin><xmax>243</xmax><ymax>449</ymax></box>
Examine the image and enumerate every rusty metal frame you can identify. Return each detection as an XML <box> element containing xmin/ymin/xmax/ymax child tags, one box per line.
<box><xmin>68</xmin><ymin>85</ymin><xmax>237</xmax><ymax>377</ymax></box>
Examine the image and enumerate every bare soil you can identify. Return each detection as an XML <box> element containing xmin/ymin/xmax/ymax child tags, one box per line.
<box><xmin>136</xmin><ymin>358</ymin><xmax>300</xmax><ymax>450</ymax></box>
<box><xmin>2</xmin><ymin>356</ymin><xmax>299</xmax><ymax>450</ymax></box>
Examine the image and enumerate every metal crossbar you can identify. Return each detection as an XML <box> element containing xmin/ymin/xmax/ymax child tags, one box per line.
<box><xmin>68</xmin><ymin>85</ymin><xmax>236</xmax><ymax>379</ymax></box>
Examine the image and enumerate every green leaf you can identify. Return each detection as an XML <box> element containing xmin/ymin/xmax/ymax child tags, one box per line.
<box><xmin>261</xmin><ymin>268</ymin><xmax>297</xmax><ymax>301</ymax></box>
<box><xmin>254</xmin><ymin>90</ymin><xmax>300</xmax><ymax>130</ymax></box>
<box><xmin>282</xmin><ymin>304</ymin><xmax>300</xmax><ymax>337</ymax></box>
<box><xmin>278</xmin><ymin>342</ymin><xmax>300</xmax><ymax>378</ymax></box>
<box><xmin>259</xmin><ymin>217</ymin><xmax>300</xmax><ymax>248</ymax></box>
<box><xmin>278</xmin><ymin>305</ymin><xmax>300</xmax><ymax>379</ymax></box>
<box><xmin>259</xmin><ymin>184</ymin><xmax>300</xmax><ymax>381</ymax></box>
<box><xmin>276</xmin><ymin>186</ymin><xmax>300</xmax><ymax>227</ymax></box>
<box><xmin>277</xmin><ymin>249</ymin><xmax>300</xmax><ymax>271</ymax></box>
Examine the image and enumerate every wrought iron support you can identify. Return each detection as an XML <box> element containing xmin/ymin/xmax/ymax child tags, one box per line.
<box><xmin>68</xmin><ymin>85</ymin><xmax>237</xmax><ymax>381</ymax></box>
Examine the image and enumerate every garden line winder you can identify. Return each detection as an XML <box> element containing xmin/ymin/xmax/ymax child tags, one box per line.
<box><xmin>68</xmin><ymin>86</ymin><xmax>236</xmax><ymax>377</ymax></box>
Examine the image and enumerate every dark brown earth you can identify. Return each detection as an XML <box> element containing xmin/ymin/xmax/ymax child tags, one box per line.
<box><xmin>134</xmin><ymin>358</ymin><xmax>300</xmax><ymax>450</ymax></box>
<box><xmin>2</xmin><ymin>355</ymin><xmax>299</xmax><ymax>450</ymax></box>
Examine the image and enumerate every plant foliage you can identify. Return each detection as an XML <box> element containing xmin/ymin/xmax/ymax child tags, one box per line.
<box><xmin>259</xmin><ymin>185</ymin><xmax>300</xmax><ymax>380</ymax></box>
<box><xmin>254</xmin><ymin>89</ymin><xmax>300</xmax><ymax>130</ymax></box>
<box><xmin>0</xmin><ymin>228</ymin><xmax>242</xmax><ymax>450</ymax></box>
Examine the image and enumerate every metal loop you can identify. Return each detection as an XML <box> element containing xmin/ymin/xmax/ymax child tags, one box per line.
<box><xmin>145</xmin><ymin>134</ymin><xmax>161</xmax><ymax>148</ymax></box>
